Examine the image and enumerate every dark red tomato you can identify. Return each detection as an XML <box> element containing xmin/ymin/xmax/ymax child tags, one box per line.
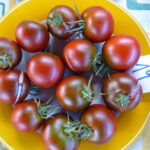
<box><xmin>11</xmin><ymin>100</ymin><xmax>43</xmax><ymax>132</ymax></box>
<box><xmin>42</xmin><ymin>114</ymin><xmax>80</xmax><ymax>150</ymax></box>
<box><xmin>47</xmin><ymin>5</ymin><xmax>78</xmax><ymax>39</ymax></box>
<box><xmin>56</xmin><ymin>75</ymin><xmax>93</xmax><ymax>111</ymax></box>
<box><xmin>27</xmin><ymin>52</ymin><xmax>64</xmax><ymax>88</ymax></box>
<box><xmin>0</xmin><ymin>69</ymin><xmax>29</xmax><ymax>104</ymax></box>
<box><xmin>81</xmin><ymin>104</ymin><xmax>117</xmax><ymax>145</ymax></box>
<box><xmin>102</xmin><ymin>34</ymin><xmax>141</xmax><ymax>71</ymax></box>
<box><xmin>102</xmin><ymin>72</ymin><xmax>143</xmax><ymax>112</ymax></box>
<box><xmin>63</xmin><ymin>39</ymin><xmax>96</xmax><ymax>73</ymax></box>
<box><xmin>16</xmin><ymin>20</ymin><xmax>49</xmax><ymax>53</ymax></box>
<box><xmin>0</xmin><ymin>37</ymin><xmax>22</xmax><ymax>69</ymax></box>
<box><xmin>82</xmin><ymin>6</ymin><xmax>114</xmax><ymax>42</ymax></box>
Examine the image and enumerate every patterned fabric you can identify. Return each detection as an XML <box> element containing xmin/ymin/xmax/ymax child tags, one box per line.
<box><xmin>0</xmin><ymin>0</ymin><xmax>149</xmax><ymax>150</ymax></box>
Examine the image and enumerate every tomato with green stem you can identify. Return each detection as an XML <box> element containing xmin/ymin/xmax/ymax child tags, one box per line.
<box><xmin>16</xmin><ymin>20</ymin><xmax>49</xmax><ymax>53</ymax></box>
<box><xmin>102</xmin><ymin>34</ymin><xmax>141</xmax><ymax>71</ymax></box>
<box><xmin>56</xmin><ymin>75</ymin><xmax>104</xmax><ymax>111</ymax></box>
<box><xmin>0</xmin><ymin>69</ymin><xmax>29</xmax><ymax>104</ymax></box>
<box><xmin>63</xmin><ymin>39</ymin><xmax>96</xmax><ymax>73</ymax></box>
<box><xmin>102</xmin><ymin>72</ymin><xmax>143</xmax><ymax>112</ymax></box>
<box><xmin>67</xmin><ymin>5</ymin><xmax>114</xmax><ymax>42</ymax></box>
<box><xmin>11</xmin><ymin>98</ymin><xmax>59</xmax><ymax>132</ymax></box>
<box><xmin>42</xmin><ymin>113</ymin><xmax>80</xmax><ymax>150</ymax></box>
<box><xmin>0</xmin><ymin>37</ymin><xmax>22</xmax><ymax>70</ymax></box>
<box><xmin>47</xmin><ymin>5</ymin><xmax>78</xmax><ymax>40</ymax></box>
<box><xmin>63</xmin><ymin>104</ymin><xmax>117</xmax><ymax>145</ymax></box>
<box><xmin>27</xmin><ymin>52</ymin><xmax>64</xmax><ymax>88</ymax></box>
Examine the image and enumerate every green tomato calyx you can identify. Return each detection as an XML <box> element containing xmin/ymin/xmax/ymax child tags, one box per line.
<box><xmin>115</xmin><ymin>93</ymin><xmax>129</xmax><ymax>111</ymax></box>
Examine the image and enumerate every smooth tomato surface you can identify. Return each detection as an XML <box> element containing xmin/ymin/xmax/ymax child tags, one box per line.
<box><xmin>82</xmin><ymin>6</ymin><xmax>114</xmax><ymax>42</ymax></box>
<box><xmin>102</xmin><ymin>34</ymin><xmax>141</xmax><ymax>71</ymax></box>
<box><xmin>56</xmin><ymin>75</ymin><xmax>91</xmax><ymax>111</ymax></box>
<box><xmin>47</xmin><ymin>5</ymin><xmax>78</xmax><ymax>39</ymax></box>
<box><xmin>63</xmin><ymin>39</ymin><xmax>96</xmax><ymax>72</ymax></box>
<box><xmin>102</xmin><ymin>72</ymin><xmax>143</xmax><ymax>112</ymax></box>
<box><xmin>0</xmin><ymin>37</ymin><xmax>22</xmax><ymax>69</ymax></box>
<box><xmin>0</xmin><ymin>69</ymin><xmax>29</xmax><ymax>104</ymax></box>
<box><xmin>42</xmin><ymin>114</ymin><xmax>80</xmax><ymax>150</ymax></box>
<box><xmin>16</xmin><ymin>20</ymin><xmax>49</xmax><ymax>52</ymax></box>
<box><xmin>11</xmin><ymin>100</ymin><xmax>43</xmax><ymax>132</ymax></box>
<box><xmin>81</xmin><ymin>104</ymin><xmax>117</xmax><ymax>145</ymax></box>
<box><xmin>27</xmin><ymin>52</ymin><xmax>64</xmax><ymax>88</ymax></box>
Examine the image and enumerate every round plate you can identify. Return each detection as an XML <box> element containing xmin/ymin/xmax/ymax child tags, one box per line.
<box><xmin>0</xmin><ymin>0</ymin><xmax>150</xmax><ymax>150</ymax></box>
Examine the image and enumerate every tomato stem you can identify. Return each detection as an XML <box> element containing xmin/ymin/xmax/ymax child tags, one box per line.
<box><xmin>67</xmin><ymin>3</ymin><xmax>85</xmax><ymax>40</ymax></box>
<box><xmin>47</xmin><ymin>9</ymin><xmax>63</xmax><ymax>27</ymax></box>
<box><xmin>81</xmin><ymin>74</ymin><xmax>105</xmax><ymax>102</ymax></box>
<box><xmin>115</xmin><ymin>93</ymin><xmax>129</xmax><ymax>111</ymax></box>
<box><xmin>0</xmin><ymin>54</ymin><xmax>12</xmax><ymax>69</ymax></box>
<box><xmin>64</xmin><ymin>113</ymin><xmax>92</xmax><ymax>140</ymax></box>
<box><xmin>34</xmin><ymin>97</ymin><xmax>60</xmax><ymax>119</ymax></box>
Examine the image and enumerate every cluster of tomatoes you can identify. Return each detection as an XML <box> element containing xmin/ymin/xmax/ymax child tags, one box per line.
<box><xmin>0</xmin><ymin>4</ymin><xmax>143</xmax><ymax>150</ymax></box>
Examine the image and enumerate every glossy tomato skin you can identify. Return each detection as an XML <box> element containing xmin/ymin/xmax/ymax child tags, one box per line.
<box><xmin>63</xmin><ymin>39</ymin><xmax>96</xmax><ymax>72</ymax></box>
<box><xmin>102</xmin><ymin>35</ymin><xmax>141</xmax><ymax>71</ymax></box>
<box><xmin>56</xmin><ymin>75</ymin><xmax>92</xmax><ymax>111</ymax></box>
<box><xmin>11</xmin><ymin>100</ymin><xmax>43</xmax><ymax>132</ymax></box>
<box><xmin>47</xmin><ymin>5</ymin><xmax>78</xmax><ymax>40</ymax></box>
<box><xmin>102</xmin><ymin>72</ymin><xmax>143</xmax><ymax>112</ymax></box>
<box><xmin>16</xmin><ymin>20</ymin><xmax>49</xmax><ymax>52</ymax></box>
<box><xmin>82</xmin><ymin>6</ymin><xmax>114</xmax><ymax>42</ymax></box>
<box><xmin>42</xmin><ymin>114</ymin><xmax>80</xmax><ymax>150</ymax></box>
<box><xmin>81</xmin><ymin>104</ymin><xmax>117</xmax><ymax>145</ymax></box>
<box><xmin>0</xmin><ymin>69</ymin><xmax>29</xmax><ymax>104</ymax></box>
<box><xmin>0</xmin><ymin>37</ymin><xmax>22</xmax><ymax>69</ymax></box>
<box><xmin>27</xmin><ymin>52</ymin><xmax>64</xmax><ymax>88</ymax></box>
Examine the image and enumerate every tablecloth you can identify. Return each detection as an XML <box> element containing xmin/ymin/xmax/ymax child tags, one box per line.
<box><xmin>0</xmin><ymin>0</ymin><xmax>150</xmax><ymax>150</ymax></box>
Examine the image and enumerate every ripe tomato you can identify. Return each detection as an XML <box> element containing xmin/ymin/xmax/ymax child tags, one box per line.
<box><xmin>102</xmin><ymin>72</ymin><xmax>143</xmax><ymax>112</ymax></box>
<box><xmin>63</xmin><ymin>39</ymin><xmax>96</xmax><ymax>72</ymax></box>
<box><xmin>0</xmin><ymin>69</ymin><xmax>29</xmax><ymax>104</ymax></box>
<box><xmin>0</xmin><ymin>37</ymin><xmax>22</xmax><ymax>69</ymax></box>
<box><xmin>56</xmin><ymin>75</ymin><xmax>93</xmax><ymax>111</ymax></box>
<box><xmin>42</xmin><ymin>114</ymin><xmax>80</xmax><ymax>150</ymax></box>
<box><xmin>27</xmin><ymin>52</ymin><xmax>64</xmax><ymax>88</ymax></box>
<box><xmin>16</xmin><ymin>20</ymin><xmax>49</xmax><ymax>53</ymax></box>
<box><xmin>102</xmin><ymin>34</ymin><xmax>141</xmax><ymax>71</ymax></box>
<box><xmin>11</xmin><ymin>98</ymin><xmax>58</xmax><ymax>132</ymax></box>
<box><xmin>11</xmin><ymin>100</ymin><xmax>43</xmax><ymax>132</ymax></box>
<box><xmin>81</xmin><ymin>6</ymin><xmax>114</xmax><ymax>42</ymax></box>
<box><xmin>47</xmin><ymin>5</ymin><xmax>78</xmax><ymax>39</ymax></box>
<box><xmin>80</xmin><ymin>104</ymin><xmax>117</xmax><ymax>145</ymax></box>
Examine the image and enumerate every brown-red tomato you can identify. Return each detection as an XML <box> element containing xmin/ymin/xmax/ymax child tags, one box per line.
<box><xmin>63</xmin><ymin>39</ymin><xmax>96</xmax><ymax>73</ymax></box>
<box><xmin>81</xmin><ymin>6</ymin><xmax>114</xmax><ymax>42</ymax></box>
<box><xmin>0</xmin><ymin>69</ymin><xmax>29</xmax><ymax>104</ymax></box>
<box><xmin>0</xmin><ymin>37</ymin><xmax>22</xmax><ymax>69</ymax></box>
<box><xmin>16</xmin><ymin>20</ymin><xmax>49</xmax><ymax>53</ymax></box>
<box><xmin>27</xmin><ymin>52</ymin><xmax>64</xmax><ymax>88</ymax></box>
<box><xmin>47</xmin><ymin>5</ymin><xmax>78</xmax><ymax>39</ymax></box>
<box><xmin>102</xmin><ymin>34</ymin><xmax>141</xmax><ymax>71</ymax></box>
<box><xmin>81</xmin><ymin>104</ymin><xmax>117</xmax><ymax>145</ymax></box>
<box><xmin>102</xmin><ymin>72</ymin><xmax>143</xmax><ymax>112</ymax></box>
<box><xmin>42</xmin><ymin>114</ymin><xmax>80</xmax><ymax>150</ymax></box>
